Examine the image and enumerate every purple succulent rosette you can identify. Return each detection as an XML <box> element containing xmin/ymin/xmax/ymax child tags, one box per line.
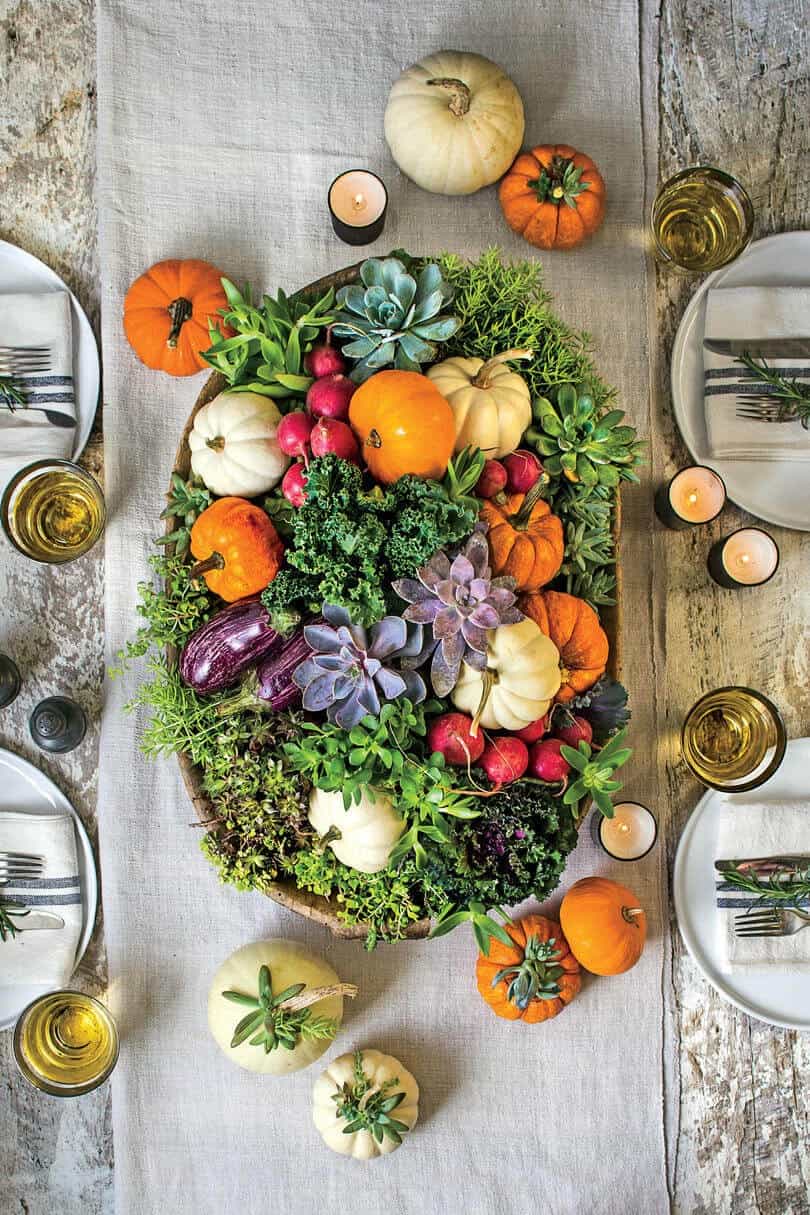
<box><xmin>392</xmin><ymin>526</ymin><xmax>523</xmax><ymax>698</ymax></box>
<box><xmin>292</xmin><ymin>603</ymin><xmax>427</xmax><ymax>729</ymax></box>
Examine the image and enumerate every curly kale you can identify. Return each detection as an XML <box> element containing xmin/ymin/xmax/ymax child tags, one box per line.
<box><xmin>385</xmin><ymin>475</ymin><xmax>477</xmax><ymax>578</ymax></box>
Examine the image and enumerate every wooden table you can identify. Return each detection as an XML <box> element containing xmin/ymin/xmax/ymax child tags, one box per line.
<box><xmin>1</xmin><ymin>2</ymin><xmax>807</xmax><ymax>1211</ymax></box>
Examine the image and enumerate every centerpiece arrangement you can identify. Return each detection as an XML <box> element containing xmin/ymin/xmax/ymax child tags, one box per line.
<box><xmin>123</xmin><ymin>248</ymin><xmax>643</xmax><ymax>948</ymax></box>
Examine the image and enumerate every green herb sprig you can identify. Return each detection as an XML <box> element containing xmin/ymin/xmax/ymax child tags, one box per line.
<box><xmin>332</xmin><ymin>1050</ymin><xmax>411</xmax><ymax>1146</ymax></box>
<box><xmin>739</xmin><ymin>354</ymin><xmax>810</xmax><ymax>426</ymax></box>
<box><xmin>157</xmin><ymin>474</ymin><xmax>212</xmax><ymax>556</ymax></box>
<box><xmin>0</xmin><ymin>376</ymin><xmax>25</xmax><ymax>412</ymax></box>
<box><xmin>223</xmin><ymin>964</ymin><xmax>354</xmax><ymax>1054</ymax></box>
<box><xmin>717</xmin><ymin>861</ymin><xmax>810</xmax><ymax>907</ymax></box>
<box><xmin>0</xmin><ymin>901</ymin><xmax>28</xmax><ymax>942</ymax></box>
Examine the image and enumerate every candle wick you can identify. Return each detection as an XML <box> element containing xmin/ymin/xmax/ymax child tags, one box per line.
<box><xmin>740</xmin><ymin>553</ymin><xmax>750</xmax><ymax>564</ymax></box>
<box><xmin>687</xmin><ymin>492</ymin><xmax>698</xmax><ymax>504</ymax></box>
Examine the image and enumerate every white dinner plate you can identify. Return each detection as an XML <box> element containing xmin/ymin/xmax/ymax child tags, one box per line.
<box><xmin>0</xmin><ymin>747</ymin><xmax>98</xmax><ymax>1032</ymax></box>
<box><xmin>671</xmin><ymin>231</ymin><xmax>810</xmax><ymax>532</ymax></box>
<box><xmin>0</xmin><ymin>238</ymin><xmax>100</xmax><ymax>466</ymax></box>
<box><xmin>673</xmin><ymin>736</ymin><xmax>810</xmax><ymax>1031</ymax></box>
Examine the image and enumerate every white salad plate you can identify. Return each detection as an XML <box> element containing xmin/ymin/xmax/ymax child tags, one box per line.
<box><xmin>673</xmin><ymin>736</ymin><xmax>810</xmax><ymax>1031</ymax></box>
<box><xmin>0</xmin><ymin>747</ymin><xmax>98</xmax><ymax>1032</ymax></box>
<box><xmin>0</xmin><ymin>238</ymin><xmax>100</xmax><ymax>466</ymax></box>
<box><xmin>671</xmin><ymin>231</ymin><xmax>810</xmax><ymax>532</ymax></box>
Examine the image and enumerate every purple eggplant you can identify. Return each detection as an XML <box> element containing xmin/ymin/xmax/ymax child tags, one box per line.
<box><xmin>179</xmin><ymin>597</ymin><xmax>282</xmax><ymax>694</ymax></box>
<box><xmin>216</xmin><ymin>630</ymin><xmax>312</xmax><ymax>717</ymax></box>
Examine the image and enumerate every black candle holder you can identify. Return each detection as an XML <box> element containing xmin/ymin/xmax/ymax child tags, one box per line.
<box><xmin>328</xmin><ymin>170</ymin><xmax>388</xmax><ymax>246</ymax></box>
<box><xmin>29</xmin><ymin>696</ymin><xmax>87</xmax><ymax>754</ymax></box>
<box><xmin>654</xmin><ymin>466</ymin><xmax>726</xmax><ymax>530</ymax></box>
<box><xmin>707</xmin><ymin>527</ymin><xmax>780</xmax><ymax>589</ymax></box>
<box><xmin>0</xmin><ymin>654</ymin><xmax>21</xmax><ymax>709</ymax></box>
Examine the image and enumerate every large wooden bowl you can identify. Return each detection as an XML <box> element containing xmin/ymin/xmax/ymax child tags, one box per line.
<box><xmin>169</xmin><ymin>261</ymin><xmax>622</xmax><ymax>940</ymax></box>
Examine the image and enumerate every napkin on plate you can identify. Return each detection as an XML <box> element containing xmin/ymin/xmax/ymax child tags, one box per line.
<box><xmin>715</xmin><ymin>796</ymin><xmax>810</xmax><ymax>971</ymax></box>
<box><xmin>0</xmin><ymin>290</ymin><xmax>76</xmax><ymax>491</ymax></box>
<box><xmin>0</xmin><ymin>811</ymin><xmax>83</xmax><ymax>989</ymax></box>
<box><xmin>703</xmin><ymin>286</ymin><xmax>810</xmax><ymax>461</ymax></box>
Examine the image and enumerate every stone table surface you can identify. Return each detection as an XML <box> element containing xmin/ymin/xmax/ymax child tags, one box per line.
<box><xmin>0</xmin><ymin>1</ymin><xmax>808</xmax><ymax>1212</ymax></box>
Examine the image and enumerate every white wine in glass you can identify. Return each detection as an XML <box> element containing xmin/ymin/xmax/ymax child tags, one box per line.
<box><xmin>14</xmin><ymin>991</ymin><xmax>119</xmax><ymax>1096</ymax></box>
<box><xmin>651</xmin><ymin>167</ymin><xmax>754</xmax><ymax>273</ymax></box>
<box><xmin>681</xmin><ymin>686</ymin><xmax>786</xmax><ymax>793</ymax></box>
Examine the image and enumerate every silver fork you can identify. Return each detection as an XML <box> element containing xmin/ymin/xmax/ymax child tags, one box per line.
<box><xmin>0</xmin><ymin>346</ymin><xmax>51</xmax><ymax>375</ymax></box>
<box><xmin>736</xmin><ymin>395</ymin><xmax>809</xmax><ymax>427</ymax></box>
<box><xmin>0</xmin><ymin>851</ymin><xmax>45</xmax><ymax>885</ymax></box>
<box><xmin>734</xmin><ymin>906</ymin><xmax>810</xmax><ymax>938</ymax></box>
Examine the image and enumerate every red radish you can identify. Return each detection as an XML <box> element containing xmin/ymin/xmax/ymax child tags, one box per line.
<box><xmin>516</xmin><ymin>714</ymin><xmax>550</xmax><ymax>744</ymax></box>
<box><xmin>475</xmin><ymin>459</ymin><xmax>508</xmax><ymax>499</ymax></box>
<box><xmin>281</xmin><ymin>462</ymin><xmax>309</xmax><ymax>507</ymax></box>
<box><xmin>528</xmin><ymin>738</ymin><xmax>571</xmax><ymax>783</ymax></box>
<box><xmin>309</xmin><ymin>417</ymin><xmax>360</xmax><ymax>463</ymax></box>
<box><xmin>554</xmin><ymin>714</ymin><xmax>593</xmax><ymax>748</ymax></box>
<box><xmin>303</xmin><ymin>330</ymin><xmax>345</xmax><ymax>378</ymax></box>
<box><xmin>427</xmin><ymin>712</ymin><xmax>485</xmax><ymax>766</ymax></box>
<box><xmin>503</xmin><ymin>449</ymin><xmax>543</xmax><ymax>494</ymax></box>
<box><xmin>479</xmin><ymin>736</ymin><xmax>529</xmax><ymax>785</ymax></box>
<box><xmin>277</xmin><ymin>411</ymin><xmax>313</xmax><ymax>464</ymax></box>
<box><xmin>307</xmin><ymin>373</ymin><xmax>356</xmax><ymax>420</ymax></box>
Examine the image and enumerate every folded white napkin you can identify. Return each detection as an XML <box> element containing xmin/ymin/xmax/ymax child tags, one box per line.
<box><xmin>715</xmin><ymin>797</ymin><xmax>810</xmax><ymax>972</ymax></box>
<box><xmin>0</xmin><ymin>290</ymin><xmax>76</xmax><ymax>491</ymax></box>
<box><xmin>0</xmin><ymin>811</ymin><xmax>83</xmax><ymax>990</ymax></box>
<box><xmin>704</xmin><ymin>286</ymin><xmax>810</xmax><ymax>461</ymax></box>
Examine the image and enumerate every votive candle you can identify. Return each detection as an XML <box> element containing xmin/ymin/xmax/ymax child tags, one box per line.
<box><xmin>328</xmin><ymin>170</ymin><xmax>388</xmax><ymax>246</ymax></box>
<box><xmin>654</xmin><ymin>465</ymin><xmax>726</xmax><ymax>529</ymax></box>
<box><xmin>707</xmin><ymin>527</ymin><xmax>779</xmax><ymax>588</ymax></box>
<box><xmin>591</xmin><ymin>801</ymin><xmax>658</xmax><ymax>861</ymax></box>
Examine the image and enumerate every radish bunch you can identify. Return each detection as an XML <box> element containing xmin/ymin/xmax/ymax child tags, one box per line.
<box><xmin>281</xmin><ymin>331</ymin><xmax>359</xmax><ymax>505</ymax></box>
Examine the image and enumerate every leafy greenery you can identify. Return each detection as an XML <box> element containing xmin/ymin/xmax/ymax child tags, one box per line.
<box><xmin>527</xmin><ymin>383</ymin><xmax>644</xmax><ymax>488</ymax></box>
<box><xmin>553</xmin><ymin>480</ymin><xmax>616</xmax><ymax>607</ymax></box>
<box><xmin>739</xmin><ymin>353</ymin><xmax>810</xmax><ymax>427</ymax></box>
<box><xmin>222</xmin><ymin>964</ymin><xmax>337</xmax><ymax>1053</ymax></box>
<box><xmin>332</xmin><ymin>1051</ymin><xmax>411</xmax><ymax>1145</ymax></box>
<box><xmin>156</xmin><ymin>474</ymin><xmax>212</xmax><ymax>556</ymax></box>
<box><xmin>113</xmin><ymin>552</ymin><xmax>214</xmax><ymax>673</ymax></box>
<box><xmin>0</xmin><ymin>376</ymin><xmax>25</xmax><ymax>412</ymax></box>
<box><xmin>561</xmin><ymin>728</ymin><xmax>632</xmax><ymax>817</ymax></box>
<box><xmin>717</xmin><ymin>860</ymin><xmax>810</xmax><ymax>907</ymax></box>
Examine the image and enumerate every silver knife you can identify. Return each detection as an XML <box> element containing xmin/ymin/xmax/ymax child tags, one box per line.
<box><xmin>704</xmin><ymin>338</ymin><xmax>810</xmax><ymax>359</ymax></box>
<box><xmin>14</xmin><ymin>910</ymin><xmax>65</xmax><ymax>931</ymax></box>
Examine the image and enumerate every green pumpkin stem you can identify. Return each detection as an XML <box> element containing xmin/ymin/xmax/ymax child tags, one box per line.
<box><xmin>508</xmin><ymin>479</ymin><xmax>546</xmax><ymax>530</ymax></box>
<box><xmin>189</xmin><ymin>551</ymin><xmax>225</xmax><ymax>580</ymax></box>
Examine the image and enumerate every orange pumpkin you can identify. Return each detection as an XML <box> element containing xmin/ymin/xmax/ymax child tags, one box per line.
<box><xmin>480</xmin><ymin>484</ymin><xmax>564</xmax><ymax>591</ymax></box>
<box><xmin>123</xmin><ymin>259</ymin><xmax>230</xmax><ymax>376</ymax></box>
<box><xmin>189</xmin><ymin>497</ymin><xmax>284</xmax><ymax>602</ymax></box>
<box><xmin>499</xmin><ymin>145</ymin><xmax>606</xmax><ymax>250</ymax></box>
<box><xmin>476</xmin><ymin>914</ymin><xmax>581</xmax><ymax>1023</ymax></box>
<box><xmin>348</xmin><ymin>369</ymin><xmax>456</xmax><ymax>484</ymax></box>
<box><xmin>559</xmin><ymin>877</ymin><xmax>646</xmax><ymax>976</ymax></box>
<box><xmin>520</xmin><ymin>589</ymin><xmax>609</xmax><ymax>702</ymax></box>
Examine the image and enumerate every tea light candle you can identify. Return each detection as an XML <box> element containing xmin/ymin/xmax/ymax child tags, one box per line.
<box><xmin>328</xmin><ymin>170</ymin><xmax>388</xmax><ymax>246</ymax></box>
<box><xmin>591</xmin><ymin>801</ymin><xmax>658</xmax><ymax>861</ymax></box>
<box><xmin>654</xmin><ymin>465</ymin><xmax>726</xmax><ymax>529</ymax></box>
<box><xmin>707</xmin><ymin>527</ymin><xmax>780</xmax><ymax>588</ymax></box>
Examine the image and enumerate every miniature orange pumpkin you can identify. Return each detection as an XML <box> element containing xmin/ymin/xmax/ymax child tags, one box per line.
<box><xmin>559</xmin><ymin>877</ymin><xmax>646</xmax><ymax>975</ymax></box>
<box><xmin>476</xmin><ymin>914</ymin><xmax>581</xmax><ymax>1022</ymax></box>
<box><xmin>520</xmin><ymin>589</ymin><xmax>609</xmax><ymax>702</ymax></box>
<box><xmin>123</xmin><ymin>258</ymin><xmax>229</xmax><ymax>376</ymax></box>
<box><xmin>479</xmin><ymin>484</ymin><xmax>564</xmax><ymax>591</ymax></box>
<box><xmin>499</xmin><ymin>145</ymin><xmax>606</xmax><ymax>250</ymax></box>
<box><xmin>189</xmin><ymin>497</ymin><xmax>283</xmax><ymax>602</ymax></box>
<box><xmin>348</xmin><ymin>369</ymin><xmax>456</xmax><ymax>484</ymax></box>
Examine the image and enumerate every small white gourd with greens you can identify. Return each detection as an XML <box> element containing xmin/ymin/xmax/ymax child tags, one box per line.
<box><xmin>313</xmin><ymin>1049</ymin><xmax>419</xmax><ymax>1159</ymax></box>
<box><xmin>427</xmin><ymin>349</ymin><xmax>533</xmax><ymax>457</ymax></box>
<box><xmin>308</xmin><ymin>788</ymin><xmax>404</xmax><ymax>874</ymax></box>
<box><xmin>452</xmin><ymin>617</ymin><xmax>562</xmax><ymax>733</ymax></box>
<box><xmin>207</xmin><ymin>940</ymin><xmax>356</xmax><ymax>1076</ymax></box>
<box><xmin>189</xmin><ymin>390</ymin><xmax>289</xmax><ymax>496</ymax></box>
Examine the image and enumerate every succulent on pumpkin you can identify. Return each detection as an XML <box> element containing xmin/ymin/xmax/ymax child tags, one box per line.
<box><xmin>526</xmin><ymin>384</ymin><xmax>644</xmax><ymax>487</ymax></box>
<box><xmin>333</xmin><ymin>257</ymin><xmax>460</xmax><ymax>383</ymax></box>
<box><xmin>392</xmin><ymin>526</ymin><xmax>523</xmax><ymax>698</ymax></box>
<box><xmin>292</xmin><ymin>604</ymin><xmax>426</xmax><ymax>729</ymax></box>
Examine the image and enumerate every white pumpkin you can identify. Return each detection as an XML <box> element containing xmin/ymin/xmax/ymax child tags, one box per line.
<box><xmin>313</xmin><ymin>1049</ymin><xmax>419</xmax><ymax>1159</ymax></box>
<box><xmin>309</xmin><ymin>788</ymin><xmax>403</xmax><ymax>874</ymax></box>
<box><xmin>384</xmin><ymin>50</ymin><xmax>525</xmax><ymax>196</ymax></box>
<box><xmin>452</xmin><ymin>617</ymin><xmax>561</xmax><ymax>732</ymax></box>
<box><xmin>189</xmin><ymin>390</ymin><xmax>289</xmax><ymax>496</ymax></box>
<box><xmin>207</xmin><ymin>940</ymin><xmax>354</xmax><ymax>1076</ymax></box>
<box><xmin>427</xmin><ymin>349</ymin><xmax>533</xmax><ymax>457</ymax></box>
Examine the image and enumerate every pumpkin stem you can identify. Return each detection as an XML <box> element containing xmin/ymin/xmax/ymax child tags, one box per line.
<box><xmin>470</xmin><ymin>669</ymin><xmax>496</xmax><ymax>737</ymax></box>
<box><xmin>472</xmin><ymin>348</ymin><xmax>534</xmax><ymax>389</ymax></box>
<box><xmin>206</xmin><ymin>435</ymin><xmax>226</xmax><ymax>452</ymax></box>
<box><xmin>318</xmin><ymin>825</ymin><xmax>342</xmax><ymax>848</ymax></box>
<box><xmin>508</xmin><ymin>479</ymin><xmax>547</xmax><ymax>530</ymax></box>
<box><xmin>189</xmin><ymin>551</ymin><xmax>225</xmax><ymax>580</ymax></box>
<box><xmin>622</xmin><ymin>907</ymin><xmax>644</xmax><ymax>924</ymax></box>
<box><xmin>277</xmin><ymin>982</ymin><xmax>358</xmax><ymax>1013</ymax></box>
<box><xmin>365</xmin><ymin>428</ymin><xmax>383</xmax><ymax>449</ymax></box>
<box><xmin>426</xmin><ymin>76</ymin><xmax>472</xmax><ymax>117</ymax></box>
<box><xmin>167</xmin><ymin>297</ymin><xmax>193</xmax><ymax>348</ymax></box>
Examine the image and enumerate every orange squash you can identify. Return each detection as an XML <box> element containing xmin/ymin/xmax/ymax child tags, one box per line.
<box><xmin>559</xmin><ymin>877</ymin><xmax>646</xmax><ymax>975</ymax></box>
<box><xmin>479</xmin><ymin>484</ymin><xmax>564</xmax><ymax>591</ymax></box>
<box><xmin>189</xmin><ymin>497</ymin><xmax>284</xmax><ymax>602</ymax></box>
<box><xmin>124</xmin><ymin>259</ymin><xmax>230</xmax><ymax>376</ymax></box>
<box><xmin>348</xmin><ymin>369</ymin><xmax>456</xmax><ymax>484</ymax></box>
<box><xmin>520</xmin><ymin>589</ymin><xmax>608</xmax><ymax>702</ymax></box>
<box><xmin>476</xmin><ymin>914</ymin><xmax>581</xmax><ymax>1023</ymax></box>
<box><xmin>499</xmin><ymin>145</ymin><xmax>606</xmax><ymax>250</ymax></box>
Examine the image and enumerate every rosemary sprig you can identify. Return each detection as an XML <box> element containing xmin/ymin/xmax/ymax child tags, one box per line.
<box><xmin>717</xmin><ymin>861</ymin><xmax>810</xmax><ymax>906</ymax></box>
<box><xmin>0</xmin><ymin>901</ymin><xmax>29</xmax><ymax>942</ymax></box>
<box><xmin>739</xmin><ymin>354</ymin><xmax>810</xmax><ymax>427</ymax></box>
<box><xmin>0</xmin><ymin>376</ymin><xmax>25</xmax><ymax>412</ymax></box>
<box><xmin>222</xmin><ymin>963</ymin><xmax>356</xmax><ymax>1054</ymax></box>
<box><xmin>332</xmin><ymin>1050</ymin><xmax>411</xmax><ymax>1146</ymax></box>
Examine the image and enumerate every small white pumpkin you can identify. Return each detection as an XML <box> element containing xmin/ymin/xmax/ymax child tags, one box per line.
<box><xmin>207</xmin><ymin>940</ymin><xmax>355</xmax><ymax>1076</ymax></box>
<box><xmin>189</xmin><ymin>390</ymin><xmax>289</xmax><ymax>496</ymax></box>
<box><xmin>384</xmin><ymin>50</ymin><xmax>525</xmax><ymax>196</ymax></box>
<box><xmin>427</xmin><ymin>349</ymin><xmax>533</xmax><ymax>457</ymax></box>
<box><xmin>309</xmin><ymin>788</ymin><xmax>403</xmax><ymax>874</ymax></box>
<box><xmin>313</xmin><ymin>1049</ymin><xmax>419</xmax><ymax>1159</ymax></box>
<box><xmin>452</xmin><ymin>617</ymin><xmax>562</xmax><ymax>733</ymax></box>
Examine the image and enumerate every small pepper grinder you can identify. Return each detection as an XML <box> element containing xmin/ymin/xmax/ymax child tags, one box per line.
<box><xmin>29</xmin><ymin>696</ymin><xmax>87</xmax><ymax>753</ymax></box>
<box><xmin>0</xmin><ymin>654</ymin><xmax>21</xmax><ymax>709</ymax></box>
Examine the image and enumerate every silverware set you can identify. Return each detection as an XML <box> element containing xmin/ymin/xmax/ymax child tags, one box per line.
<box><xmin>734</xmin><ymin>906</ymin><xmax>810</xmax><ymax>939</ymax></box>
<box><xmin>703</xmin><ymin>337</ymin><xmax>810</xmax><ymax>426</ymax></box>
<box><xmin>0</xmin><ymin>345</ymin><xmax>52</xmax><ymax>376</ymax></box>
<box><xmin>0</xmin><ymin>850</ymin><xmax>44</xmax><ymax>884</ymax></box>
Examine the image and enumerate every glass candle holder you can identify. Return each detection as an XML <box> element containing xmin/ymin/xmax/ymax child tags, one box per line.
<box><xmin>707</xmin><ymin>527</ymin><xmax>779</xmax><ymax>588</ymax></box>
<box><xmin>654</xmin><ymin>466</ymin><xmax>726</xmax><ymax>530</ymax></box>
<box><xmin>328</xmin><ymin>170</ymin><xmax>388</xmax><ymax>246</ymax></box>
<box><xmin>681</xmin><ymin>685</ymin><xmax>786</xmax><ymax>792</ymax></box>
<box><xmin>651</xmin><ymin>166</ymin><xmax>754</xmax><ymax>273</ymax></box>
<box><xmin>1</xmin><ymin>458</ymin><xmax>105</xmax><ymax>564</ymax></box>
<box><xmin>29</xmin><ymin>696</ymin><xmax>87</xmax><ymax>754</ymax></box>
<box><xmin>0</xmin><ymin>653</ymin><xmax>21</xmax><ymax>709</ymax></box>
<box><xmin>13</xmin><ymin>990</ymin><xmax>119</xmax><ymax>1097</ymax></box>
<box><xmin>590</xmin><ymin>801</ymin><xmax>658</xmax><ymax>861</ymax></box>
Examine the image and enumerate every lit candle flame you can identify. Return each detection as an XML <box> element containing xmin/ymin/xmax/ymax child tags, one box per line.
<box><xmin>687</xmin><ymin>491</ymin><xmax>698</xmax><ymax>505</ymax></box>
<box><xmin>740</xmin><ymin>552</ymin><xmax>751</xmax><ymax>565</ymax></box>
<box><xmin>351</xmin><ymin>193</ymin><xmax>367</xmax><ymax>212</ymax></box>
<box><xmin>618</xmin><ymin>822</ymin><xmax>631</xmax><ymax>834</ymax></box>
